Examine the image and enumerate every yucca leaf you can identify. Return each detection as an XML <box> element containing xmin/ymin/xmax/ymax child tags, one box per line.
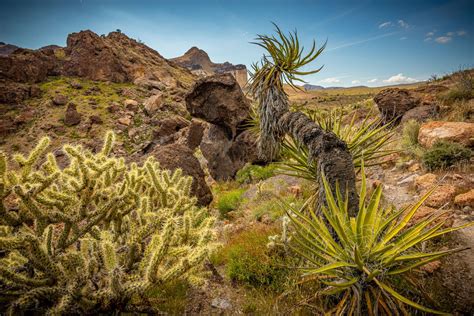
<box><xmin>374</xmin><ymin>279</ymin><xmax>449</xmax><ymax>314</ymax></box>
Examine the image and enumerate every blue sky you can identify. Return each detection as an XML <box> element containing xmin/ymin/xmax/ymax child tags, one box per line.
<box><xmin>1</xmin><ymin>0</ymin><xmax>473</xmax><ymax>87</ymax></box>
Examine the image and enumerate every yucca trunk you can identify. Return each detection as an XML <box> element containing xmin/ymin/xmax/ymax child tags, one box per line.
<box><xmin>258</xmin><ymin>85</ymin><xmax>359</xmax><ymax>215</ymax></box>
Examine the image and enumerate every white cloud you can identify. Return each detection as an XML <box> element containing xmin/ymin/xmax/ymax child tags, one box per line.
<box><xmin>426</xmin><ymin>31</ymin><xmax>435</xmax><ymax>37</ymax></box>
<box><xmin>398</xmin><ymin>20</ymin><xmax>409</xmax><ymax>29</ymax></box>
<box><xmin>351</xmin><ymin>80</ymin><xmax>361</xmax><ymax>84</ymax></box>
<box><xmin>318</xmin><ymin>77</ymin><xmax>341</xmax><ymax>84</ymax></box>
<box><xmin>424</xmin><ymin>37</ymin><xmax>432</xmax><ymax>42</ymax></box>
<box><xmin>383</xmin><ymin>73</ymin><xmax>418</xmax><ymax>84</ymax></box>
<box><xmin>446</xmin><ymin>32</ymin><xmax>454</xmax><ymax>36</ymax></box>
<box><xmin>367</xmin><ymin>79</ymin><xmax>378</xmax><ymax>83</ymax></box>
<box><xmin>400</xmin><ymin>37</ymin><xmax>407</xmax><ymax>40</ymax></box>
<box><xmin>435</xmin><ymin>36</ymin><xmax>452</xmax><ymax>44</ymax></box>
<box><xmin>457</xmin><ymin>30</ymin><xmax>467</xmax><ymax>36</ymax></box>
<box><xmin>379</xmin><ymin>21</ymin><xmax>392</xmax><ymax>28</ymax></box>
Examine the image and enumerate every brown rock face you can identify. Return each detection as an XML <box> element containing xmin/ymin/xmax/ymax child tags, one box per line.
<box><xmin>149</xmin><ymin>143</ymin><xmax>212</xmax><ymax>206</ymax></box>
<box><xmin>454</xmin><ymin>189</ymin><xmax>474</xmax><ymax>207</ymax></box>
<box><xmin>0</xmin><ymin>81</ymin><xmax>41</xmax><ymax>104</ymax></box>
<box><xmin>0</xmin><ymin>30</ymin><xmax>194</xmax><ymax>89</ymax></box>
<box><xmin>418</xmin><ymin>121</ymin><xmax>474</xmax><ymax>148</ymax></box>
<box><xmin>63</xmin><ymin>31</ymin><xmax>129</xmax><ymax>82</ymax></box>
<box><xmin>186</xmin><ymin>73</ymin><xmax>250</xmax><ymax>138</ymax></box>
<box><xmin>425</xmin><ymin>185</ymin><xmax>457</xmax><ymax>208</ymax></box>
<box><xmin>374</xmin><ymin>88</ymin><xmax>420</xmax><ymax>123</ymax></box>
<box><xmin>401</xmin><ymin>105</ymin><xmax>438</xmax><ymax>123</ymax></box>
<box><xmin>64</xmin><ymin>103</ymin><xmax>82</xmax><ymax>126</ymax></box>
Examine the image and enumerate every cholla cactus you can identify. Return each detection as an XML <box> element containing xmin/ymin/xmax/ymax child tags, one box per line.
<box><xmin>0</xmin><ymin>131</ymin><xmax>217</xmax><ymax>314</ymax></box>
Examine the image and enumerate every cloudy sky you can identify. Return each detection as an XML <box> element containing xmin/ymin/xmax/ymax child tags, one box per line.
<box><xmin>1</xmin><ymin>0</ymin><xmax>473</xmax><ymax>87</ymax></box>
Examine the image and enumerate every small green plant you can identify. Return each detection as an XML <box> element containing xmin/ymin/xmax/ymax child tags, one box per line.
<box><xmin>216</xmin><ymin>188</ymin><xmax>245</xmax><ymax>216</ymax></box>
<box><xmin>402</xmin><ymin>119</ymin><xmax>425</xmax><ymax>158</ymax></box>
<box><xmin>217</xmin><ymin>225</ymin><xmax>291</xmax><ymax>290</ymax></box>
<box><xmin>284</xmin><ymin>165</ymin><xmax>473</xmax><ymax>314</ymax></box>
<box><xmin>441</xmin><ymin>69</ymin><xmax>473</xmax><ymax>104</ymax></box>
<box><xmin>422</xmin><ymin>140</ymin><xmax>472</xmax><ymax>170</ymax></box>
<box><xmin>236</xmin><ymin>163</ymin><xmax>276</xmax><ymax>184</ymax></box>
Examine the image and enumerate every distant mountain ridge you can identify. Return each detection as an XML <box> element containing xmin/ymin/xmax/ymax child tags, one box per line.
<box><xmin>303</xmin><ymin>83</ymin><xmax>370</xmax><ymax>90</ymax></box>
<box><xmin>172</xmin><ymin>47</ymin><xmax>247</xmax><ymax>87</ymax></box>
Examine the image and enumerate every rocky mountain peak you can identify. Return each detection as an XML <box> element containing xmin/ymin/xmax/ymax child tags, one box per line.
<box><xmin>172</xmin><ymin>47</ymin><xmax>248</xmax><ymax>87</ymax></box>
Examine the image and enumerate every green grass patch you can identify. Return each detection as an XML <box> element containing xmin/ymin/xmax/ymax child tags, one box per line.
<box><xmin>216</xmin><ymin>188</ymin><xmax>245</xmax><ymax>217</ymax></box>
<box><xmin>212</xmin><ymin>224</ymin><xmax>292</xmax><ymax>291</ymax></box>
<box><xmin>236</xmin><ymin>163</ymin><xmax>277</xmax><ymax>184</ymax></box>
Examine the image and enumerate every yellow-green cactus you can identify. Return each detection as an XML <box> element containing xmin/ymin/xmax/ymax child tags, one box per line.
<box><xmin>0</xmin><ymin>131</ymin><xmax>217</xmax><ymax>314</ymax></box>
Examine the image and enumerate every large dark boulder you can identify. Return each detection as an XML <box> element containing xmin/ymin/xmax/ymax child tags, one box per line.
<box><xmin>0</xmin><ymin>81</ymin><xmax>41</xmax><ymax>104</ymax></box>
<box><xmin>374</xmin><ymin>88</ymin><xmax>420</xmax><ymax>123</ymax></box>
<box><xmin>200</xmin><ymin>124</ymin><xmax>259</xmax><ymax>180</ymax></box>
<box><xmin>150</xmin><ymin>143</ymin><xmax>212</xmax><ymax>206</ymax></box>
<box><xmin>401</xmin><ymin>105</ymin><xmax>438</xmax><ymax>123</ymax></box>
<box><xmin>185</xmin><ymin>73</ymin><xmax>250</xmax><ymax>138</ymax></box>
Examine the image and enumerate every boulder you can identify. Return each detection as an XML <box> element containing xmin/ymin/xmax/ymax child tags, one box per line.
<box><xmin>150</xmin><ymin>143</ymin><xmax>212</xmax><ymax>206</ymax></box>
<box><xmin>418</xmin><ymin>121</ymin><xmax>474</xmax><ymax>148</ymax></box>
<box><xmin>186</xmin><ymin>73</ymin><xmax>250</xmax><ymax>138</ymax></box>
<box><xmin>425</xmin><ymin>185</ymin><xmax>457</xmax><ymax>208</ymax></box>
<box><xmin>52</xmin><ymin>94</ymin><xmax>68</xmax><ymax>106</ymax></box>
<box><xmin>124</xmin><ymin>99</ymin><xmax>138</xmax><ymax>108</ymax></box>
<box><xmin>90</xmin><ymin>115</ymin><xmax>103</xmax><ymax>125</ymax></box>
<box><xmin>117</xmin><ymin>116</ymin><xmax>131</xmax><ymax>126</ymax></box>
<box><xmin>144</xmin><ymin>93</ymin><xmax>163</xmax><ymax>115</ymax></box>
<box><xmin>153</xmin><ymin>116</ymin><xmax>190</xmax><ymax>142</ymax></box>
<box><xmin>454</xmin><ymin>189</ymin><xmax>474</xmax><ymax>208</ymax></box>
<box><xmin>200</xmin><ymin>125</ymin><xmax>259</xmax><ymax>180</ymax></box>
<box><xmin>175</xmin><ymin>119</ymin><xmax>205</xmax><ymax>150</ymax></box>
<box><xmin>228</xmin><ymin>130</ymin><xmax>259</xmax><ymax>169</ymax></box>
<box><xmin>373</xmin><ymin>88</ymin><xmax>419</xmax><ymax>123</ymax></box>
<box><xmin>401</xmin><ymin>105</ymin><xmax>437</xmax><ymax>123</ymax></box>
<box><xmin>64</xmin><ymin>103</ymin><xmax>81</xmax><ymax>126</ymax></box>
<box><xmin>0</xmin><ymin>81</ymin><xmax>41</xmax><ymax>104</ymax></box>
<box><xmin>200</xmin><ymin>124</ymin><xmax>235</xmax><ymax>180</ymax></box>
<box><xmin>414</xmin><ymin>173</ymin><xmax>437</xmax><ymax>192</ymax></box>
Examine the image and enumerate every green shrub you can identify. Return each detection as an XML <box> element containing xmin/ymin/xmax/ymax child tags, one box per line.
<box><xmin>422</xmin><ymin>141</ymin><xmax>472</xmax><ymax>170</ymax></box>
<box><xmin>402</xmin><ymin>119</ymin><xmax>425</xmax><ymax>158</ymax></box>
<box><xmin>252</xmin><ymin>195</ymin><xmax>305</xmax><ymax>221</ymax></box>
<box><xmin>0</xmin><ymin>132</ymin><xmax>217</xmax><ymax>314</ymax></box>
<box><xmin>285</xmin><ymin>165</ymin><xmax>473</xmax><ymax>314</ymax></box>
<box><xmin>216</xmin><ymin>188</ymin><xmax>245</xmax><ymax>216</ymax></box>
<box><xmin>218</xmin><ymin>225</ymin><xmax>291</xmax><ymax>290</ymax></box>
<box><xmin>236</xmin><ymin>163</ymin><xmax>276</xmax><ymax>184</ymax></box>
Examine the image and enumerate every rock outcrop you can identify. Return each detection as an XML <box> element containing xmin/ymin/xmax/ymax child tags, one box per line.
<box><xmin>0</xmin><ymin>30</ymin><xmax>195</xmax><ymax>106</ymax></box>
<box><xmin>172</xmin><ymin>46</ymin><xmax>248</xmax><ymax>87</ymax></box>
<box><xmin>374</xmin><ymin>88</ymin><xmax>419</xmax><ymax>123</ymax></box>
<box><xmin>186</xmin><ymin>73</ymin><xmax>250</xmax><ymax>138</ymax></box>
<box><xmin>418</xmin><ymin>121</ymin><xmax>474</xmax><ymax>148</ymax></box>
<box><xmin>374</xmin><ymin>85</ymin><xmax>445</xmax><ymax>124</ymax></box>
<box><xmin>186</xmin><ymin>73</ymin><xmax>258</xmax><ymax>180</ymax></box>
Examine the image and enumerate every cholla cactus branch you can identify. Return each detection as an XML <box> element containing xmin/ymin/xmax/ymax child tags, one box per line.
<box><xmin>0</xmin><ymin>132</ymin><xmax>217</xmax><ymax>314</ymax></box>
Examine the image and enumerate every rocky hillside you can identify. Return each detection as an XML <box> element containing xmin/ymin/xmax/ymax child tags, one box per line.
<box><xmin>172</xmin><ymin>47</ymin><xmax>248</xmax><ymax>87</ymax></box>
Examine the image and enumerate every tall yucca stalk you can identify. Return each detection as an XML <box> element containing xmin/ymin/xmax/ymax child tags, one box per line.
<box><xmin>249</xmin><ymin>24</ymin><xmax>359</xmax><ymax>214</ymax></box>
<box><xmin>285</xmin><ymin>164</ymin><xmax>473</xmax><ymax>315</ymax></box>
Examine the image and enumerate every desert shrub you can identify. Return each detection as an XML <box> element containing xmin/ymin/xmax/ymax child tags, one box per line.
<box><xmin>236</xmin><ymin>163</ymin><xmax>276</xmax><ymax>184</ymax></box>
<box><xmin>252</xmin><ymin>195</ymin><xmax>305</xmax><ymax>222</ymax></box>
<box><xmin>282</xmin><ymin>165</ymin><xmax>473</xmax><ymax>314</ymax></box>
<box><xmin>216</xmin><ymin>188</ymin><xmax>245</xmax><ymax>216</ymax></box>
<box><xmin>422</xmin><ymin>140</ymin><xmax>472</xmax><ymax>170</ymax></box>
<box><xmin>401</xmin><ymin>119</ymin><xmax>425</xmax><ymax>158</ymax></box>
<box><xmin>0</xmin><ymin>132</ymin><xmax>217</xmax><ymax>314</ymax></box>
<box><xmin>441</xmin><ymin>70</ymin><xmax>474</xmax><ymax>104</ymax></box>
<box><xmin>216</xmin><ymin>225</ymin><xmax>291</xmax><ymax>290</ymax></box>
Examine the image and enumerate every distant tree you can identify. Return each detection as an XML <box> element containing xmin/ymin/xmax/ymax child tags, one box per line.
<box><xmin>116</xmin><ymin>28</ymin><xmax>122</xmax><ymax>33</ymax></box>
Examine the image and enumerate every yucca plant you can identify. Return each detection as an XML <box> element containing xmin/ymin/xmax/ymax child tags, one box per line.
<box><xmin>285</xmin><ymin>164</ymin><xmax>473</xmax><ymax>315</ymax></box>
<box><xmin>279</xmin><ymin>109</ymin><xmax>396</xmax><ymax>183</ymax></box>
<box><xmin>249</xmin><ymin>24</ymin><xmax>359</xmax><ymax>213</ymax></box>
